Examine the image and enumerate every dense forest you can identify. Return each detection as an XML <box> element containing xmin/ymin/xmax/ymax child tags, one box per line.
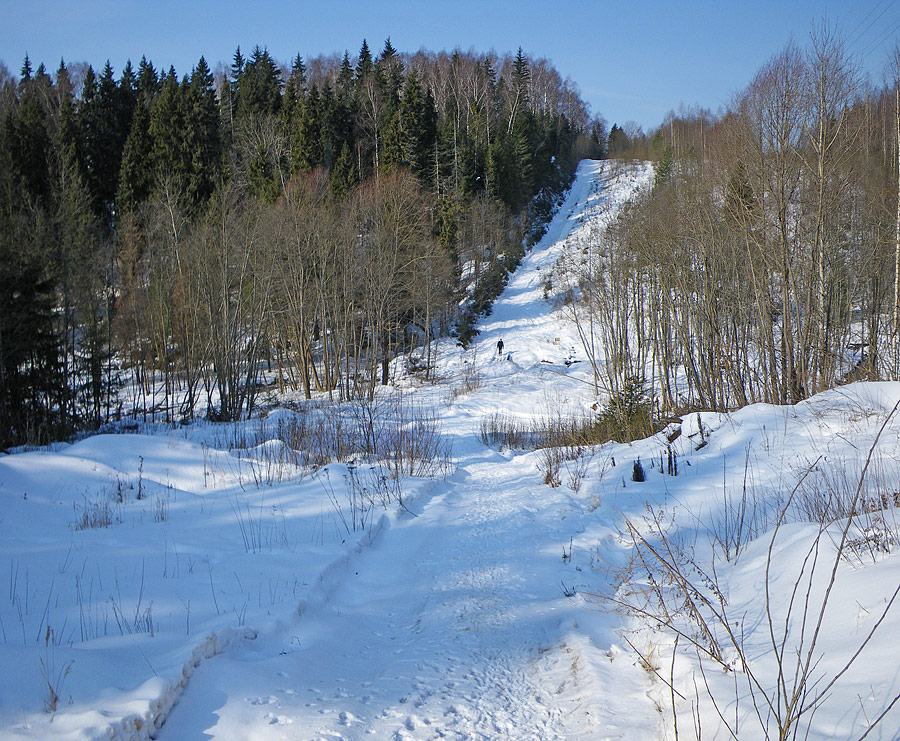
<box><xmin>555</xmin><ymin>25</ymin><xmax>900</xmax><ymax>415</ymax></box>
<box><xmin>0</xmin><ymin>40</ymin><xmax>604</xmax><ymax>446</ymax></box>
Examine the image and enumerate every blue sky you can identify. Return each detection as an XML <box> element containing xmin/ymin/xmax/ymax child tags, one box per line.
<box><xmin>1</xmin><ymin>0</ymin><xmax>898</xmax><ymax>131</ymax></box>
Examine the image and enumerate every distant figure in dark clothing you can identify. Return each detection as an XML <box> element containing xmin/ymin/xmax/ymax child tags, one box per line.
<box><xmin>497</xmin><ymin>339</ymin><xmax>504</xmax><ymax>356</ymax></box>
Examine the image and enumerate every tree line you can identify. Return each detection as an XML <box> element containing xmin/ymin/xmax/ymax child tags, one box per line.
<box><xmin>0</xmin><ymin>41</ymin><xmax>604</xmax><ymax>446</ymax></box>
<box><xmin>559</xmin><ymin>24</ymin><xmax>900</xmax><ymax>415</ymax></box>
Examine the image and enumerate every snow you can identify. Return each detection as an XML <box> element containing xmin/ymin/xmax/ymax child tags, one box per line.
<box><xmin>3</xmin><ymin>159</ymin><xmax>900</xmax><ymax>739</ymax></box>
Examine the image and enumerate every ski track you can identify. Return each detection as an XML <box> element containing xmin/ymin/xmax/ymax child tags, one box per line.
<box><xmin>158</xmin><ymin>160</ymin><xmax>656</xmax><ymax>740</ymax></box>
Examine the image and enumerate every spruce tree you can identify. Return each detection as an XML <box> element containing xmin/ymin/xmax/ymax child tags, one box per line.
<box><xmin>282</xmin><ymin>54</ymin><xmax>306</xmax><ymax>126</ymax></box>
<box><xmin>399</xmin><ymin>69</ymin><xmax>436</xmax><ymax>184</ymax></box>
<box><xmin>3</xmin><ymin>91</ymin><xmax>51</xmax><ymax>203</ymax></box>
<box><xmin>235</xmin><ymin>46</ymin><xmax>281</xmax><ymax>120</ymax></box>
<box><xmin>185</xmin><ymin>56</ymin><xmax>221</xmax><ymax>208</ymax></box>
<box><xmin>136</xmin><ymin>56</ymin><xmax>159</xmax><ymax>103</ymax></box>
<box><xmin>117</xmin><ymin>101</ymin><xmax>152</xmax><ymax>213</ymax></box>
<box><xmin>355</xmin><ymin>39</ymin><xmax>373</xmax><ymax>82</ymax></box>
<box><xmin>19</xmin><ymin>54</ymin><xmax>32</xmax><ymax>86</ymax></box>
<box><xmin>330</xmin><ymin>140</ymin><xmax>357</xmax><ymax>199</ymax></box>
<box><xmin>337</xmin><ymin>52</ymin><xmax>354</xmax><ymax>95</ymax></box>
<box><xmin>292</xmin><ymin>83</ymin><xmax>322</xmax><ymax>173</ymax></box>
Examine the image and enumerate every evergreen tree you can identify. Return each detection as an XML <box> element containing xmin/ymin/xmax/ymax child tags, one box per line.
<box><xmin>19</xmin><ymin>54</ymin><xmax>32</xmax><ymax>87</ymax></box>
<box><xmin>231</xmin><ymin>46</ymin><xmax>245</xmax><ymax>87</ymax></box>
<box><xmin>319</xmin><ymin>83</ymin><xmax>340</xmax><ymax>168</ymax></box>
<box><xmin>337</xmin><ymin>51</ymin><xmax>354</xmax><ymax>95</ymax></box>
<box><xmin>725</xmin><ymin>159</ymin><xmax>756</xmax><ymax>224</ymax></box>
<box><xmin>399</xmin><ymin>69</ymin><xmax>436</xmax><ymax>184</ymax></box>
<box><xmin>653</xmin><ymin>143</ymin><xmax>673</xmax><ymax>186</ymax></box>
<box><xmin>513</xmin><ymin>117</ymin><xmax>535</xmax><ymax>205</ymax></box>
<box><xmin>380</xmin><ymin>110</ymin><xmax>403</xmax><ymax>173</ymax></box>
<box><xmin>292</xmin><ymin>83</ymin><xmax>322</xmax><ymax>172</ymax></box>
<box><xmin>117</xmin><ymin>98</ymin><xmax>152</xmax><ymax>212</ymax></box>
<box><xmin>607</xmin><ymin>123</ymin><xmax>628</xmax><ymax>156</ymax></box>
<box><xmin>77</xmin><ymin>61</ymin><xmax>132</xmax><ymax>223</ymax></box>
<box><xmin>136</xmin><ymin>56</ymin><xmax>159</xmax><ymax>103</ymax></box>
<box><xmin>485</xmin><ymin>137</ymin><xmax>505</xmax><ymax>204</ymax></box>
<box><xmin>185</xmin><ymin>56</ymin><xmax>221</xmax><ymax>207</ymax></box>
<box><xmin>119</xmin><ymin>60</ymin><xmax>137</xmax><ymax>116</ymax></box>
<box><xmin>282</xmin><ymin>54</ymin><xmax>306</xmax><ymax>125</ymax></box>
<box><xmin>2</xmin><ymin>90</ymin><xmax>51</xmax><ymax>203</ymax></box>
<box><xmin>0</xmin><ymin>247</ymin><xmax>66</xmax><ymax>446</ymax></box>
<box><xmin>330</xmin><ymin>140</ymin><xmax>357</xmax><ymax>199</ymax></box>
<box><xmin>149</xmin><ymin>72</ymin><xmax>188</xmax><ymax>194</ymax></box>
<box><xmin>355</xmin><ymin>39</ymin><xmax>373</xmax><ymax>82</ymax></box>
<box><xmin>235</xmin><ymin>46</ymin><xmax>281</xmax><ymax>120</ymax></box>
<box><xmin>457</xmin><ymin>137</ymin><xmax>483</xmax><ymax>197</ymax></box>
<box><xmin>378</xmin><ymin>38</ymin><xmax>403</xmax><ymax>108</ymax></box>
<box><xmin>55</xmin><ymin>61</ymin><xmax>83</xmax><ymax>184</ymax></box>
<box><xmin>508</xmin><ymin>47</ymin><xmax>530</xmax><ymax>133</ymax></box>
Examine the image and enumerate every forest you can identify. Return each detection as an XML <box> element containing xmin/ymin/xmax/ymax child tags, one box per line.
<box><xmin>554</xmin><ymin>25</ymin><xmax>900</xmax><ymax>417</ymax></box>
<box><xmin>0</xmin><ymin>40</ymin><xmax>604</xmax><ymax>447</ymax></box>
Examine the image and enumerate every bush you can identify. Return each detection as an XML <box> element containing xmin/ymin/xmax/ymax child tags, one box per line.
<box><xmin>599</xmin><ymin>376</ymin><xmax>655</xmax><ymax>442</ymax></box>
<box><xmin>631</xmin><ymin>458</ymin><xmax>645</xmax><ymax>482</ymax></box>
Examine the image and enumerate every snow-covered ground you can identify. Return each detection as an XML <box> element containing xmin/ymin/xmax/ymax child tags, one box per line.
<box><xmin>3</xmin><ymin>160</ymin><xmax>900</xmax><ymax>740</ymax></box>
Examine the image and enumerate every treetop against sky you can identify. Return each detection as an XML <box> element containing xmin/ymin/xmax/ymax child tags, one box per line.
<box><xmin>2</xmin><ymin>0</ymin><xmax>898</xmax><ymax>131</ymax></box>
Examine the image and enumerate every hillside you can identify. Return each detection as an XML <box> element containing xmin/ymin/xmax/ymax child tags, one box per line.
<box><xmin>3</xmin><ymin>160</ymin><xmax>900</xmax><ymax>740</ymax></box>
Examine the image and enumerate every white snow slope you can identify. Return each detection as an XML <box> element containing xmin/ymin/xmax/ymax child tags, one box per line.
<box><xmin>4</xmin><ymin>159</ymin><xmax>900</xmax><ymax>740</ymax></box>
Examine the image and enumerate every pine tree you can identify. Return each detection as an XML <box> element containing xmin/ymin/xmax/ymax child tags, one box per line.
<box><xmin>185</xmin><ymin>56</ymin><xmax>221</xmax><ymax>208</ymax></box>
<box><xmin>380</xmin><ymin>111</ymin><xmax>403</xmax><ymax>174</ymax></box>
<box><xmin>337</xmin><ymin>51</ymin><xmax>354</xmax><ymax>95</ymax></box>
<box><xmin>136</xmin><ymin>56</ymin><xmax>159</xmax><ymax>103</ymax></box>
<box><xmin>399</xmin><ymin>69</ymin><xmax>436</xmax><ymax>184</ymax></box>
<box><xmin>355</xmin><ymin>39</ymin><xmax>373</xmax><ymax>82</ymax></box>
<box><xmin>149</xmin><ymin>73</ymin><xmax>187</xmax><ymax>194</ymax></box>
<box><xmin>607</xmin><ymin>123</ymin><xmax>628</xmax><ymax>156</ymax></box>
<box><xmin>0</xmin><ymin>247</ymin><xmax>65</xmax><ymax>446</ymax></box>
<box><xmin>19</xmin><ymin>54</ymin><xmax>32</xmax><ymax>86</ymax></box>
<box><xmin>235</xmin><ymin>46</ymin><xmax>281</xmax><ymax>120</ymax></box>
<box><xmin>508</xmin><ymin>47</ymin><xmax>531</xmax><ymax>133</ymax></box>
<box><xmin>485</xmin><ymin>137</ymin><xmax>504</xmax><ymax>204</ymax></box>
<box><xmin>55</xmin><ymin>62</ymin><xmax>84</xmax><ymax>184</ymax></box>
<box><xmin>725</xmin><ymin>159</ymin><xmax>756</xmax><ymax>224</ymax></box>
<box><xmin>282</xmin><ymin>54</ymin><xmax>306</xmax><ymax>125</ymax></box>
<box><xmin>458</xmin><ymin>137</ymin><xmax>483</xmax><ymax>197</ymax></box>
<box><xmin>119</xmin><ymin>60</ymin><xmax>137</xmax><ymax>116</ymax></box>
<box><xmin>117</xmin><ymin>101</ymin><xmax>152</xmax><ymax>213</ymax></box>
<box><xmin>77</xmin><ymin>61</ymin><xmax>131</xmax><ymax>223</ymax></box>
<box><xmin>292</xmin><ymin>84</ymin><xmax>322</xmax><ymax>173</ymax></box>
<box><xmin>653</xmin><ymin>144</ymin><xmax>673</xmax><ymax>186</ymax></box>
<box><xmin>231</xmin><ymin>46</ymin><xmax>245</xmax><ymax>87</ymax></box>
<box><xmin>330</xmin><ymin>140</ymin><xmax>357</xmax><ymax>199</ymax></box>
<box><xmin>377</xmin><ymin>38</ymin><xmax>403</xmax><ymax>109</ymax></box>
<box><xmin>3</xmin><ymin>90</ymin><xmax>51</xmax><ymax>203</ymax></box>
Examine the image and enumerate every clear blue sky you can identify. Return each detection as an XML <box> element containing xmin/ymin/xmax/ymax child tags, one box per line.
<box><xmin>1</xmin><ymin>0</ymin><xmax>898</xmax><ymax>131</ymax></box>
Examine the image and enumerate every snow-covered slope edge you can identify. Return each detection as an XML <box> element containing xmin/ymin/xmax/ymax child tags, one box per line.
<box><xmin>0</xmin><ymin>427</ymin><xmax>443</xmax><ymax>741</ymax></box>
<box><xmin>601</xmin><ymin>383</ymin><xmax>900</xmax><ymax>740</ymax></box>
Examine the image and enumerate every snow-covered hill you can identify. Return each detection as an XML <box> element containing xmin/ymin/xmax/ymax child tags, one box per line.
<box><xmin>3</xmin><ymin>160</ymin><xmax>900</xmax><ymax>740</ymax></box>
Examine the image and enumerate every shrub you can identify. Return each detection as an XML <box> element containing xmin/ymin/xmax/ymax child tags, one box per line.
<box><xmin>631</xmin><ymin>458</ymin><xmax>645</xmax><ymax>482</ymax></box>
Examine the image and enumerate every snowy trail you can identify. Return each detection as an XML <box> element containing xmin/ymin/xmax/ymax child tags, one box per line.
<box><xmin>159</xmin><ymin>161</ymin><xmax>657</xmax><ymax>740</ymax></box>
<box><xmin>164</xmin><ymin>453</ymin><xmax>599</xmax><ymax>739</ymax></box>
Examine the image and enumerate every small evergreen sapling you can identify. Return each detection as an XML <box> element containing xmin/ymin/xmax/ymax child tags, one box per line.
<box><xmin>632</xmin><ymin>457</ymin><xmax>645</xmax><ymax>482</ymax></box>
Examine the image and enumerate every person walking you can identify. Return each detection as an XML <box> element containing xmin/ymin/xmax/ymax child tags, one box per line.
<box><xmin>497</xmin><ymin>339</ymin><xmax>504</xmax><ymax>356</ymax></box>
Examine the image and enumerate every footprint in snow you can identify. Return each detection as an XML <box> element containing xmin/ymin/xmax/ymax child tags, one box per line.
<box><xmin>247</xmin><ymin>695</ymin><xmax>278</xmax><ymax>706</ymax></box>
<box><xmin>263</xmin><ymin>712</ymin><xmax>293</xmax><ymax>725</ymax></box>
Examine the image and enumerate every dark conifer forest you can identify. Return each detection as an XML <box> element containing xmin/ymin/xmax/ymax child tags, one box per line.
<box><xmin>0</xmin><ymin>42</ymin><xmax>604</xmax><ymax>446</ymax></box>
